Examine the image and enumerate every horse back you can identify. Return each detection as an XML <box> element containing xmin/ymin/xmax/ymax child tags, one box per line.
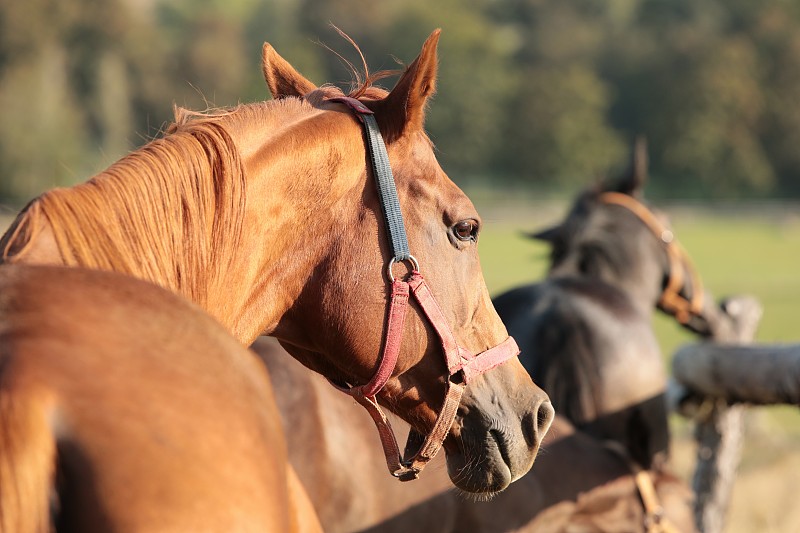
<box><xmin>0</xmin><ymin>265</ymin><xmax>317</xmax><ymax>532</ymax></box>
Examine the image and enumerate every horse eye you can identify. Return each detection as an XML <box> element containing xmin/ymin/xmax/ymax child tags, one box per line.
<box><xmin>453</xmin><ymin>220</ymin><xmax>478</xmax><ymax>242</ymax></box>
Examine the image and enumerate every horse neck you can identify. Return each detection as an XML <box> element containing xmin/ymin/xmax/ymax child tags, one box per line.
<box><xmin>220</xmin><ymin>104</ymin><xmax>368</xmax><ymax>344</ymax></box>
<box><xmin>550</xmin><ymin>256</ymin><xmax>663</xmax><ymax>319</ymax></box>
<box><xmin>591</xmin><ymin>219</ymin><xmax>668</xmax><ymax>316</ymax></box>
<box><xmin>620</xmin><ymin>245</ymin><xmax>668</xmax><ymax>317</ymax></box>
<box><xmin>3</xmin><ymin>101</ymin><xmax>365</xmax><ymax>345</ymax></box>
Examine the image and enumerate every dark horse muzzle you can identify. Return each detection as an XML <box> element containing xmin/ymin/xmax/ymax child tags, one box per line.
<box><xmin>326</xmin><ymin>97</ymin><xmax>520</xmax><ymax>481</ymax></box>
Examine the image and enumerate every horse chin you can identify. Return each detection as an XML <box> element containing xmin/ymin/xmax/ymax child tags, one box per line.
<box><xmin>444</xmin><ymin>434</ymin><xmax>516</xmax><ymax>494</ymax></box>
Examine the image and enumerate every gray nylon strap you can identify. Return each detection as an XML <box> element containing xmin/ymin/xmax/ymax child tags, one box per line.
<box><xmin>361</xmin><ymin>114</ymin><xmax>411</xmax><ymax>261</ymax></box>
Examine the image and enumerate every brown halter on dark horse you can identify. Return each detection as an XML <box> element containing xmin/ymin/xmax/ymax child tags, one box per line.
<box><xmin>587</xmin><ymin>191</ymin><xmax>703</xmax><ymax>533</ymax></box>
<box><xmin>493</xmin><ymin>139</ymin><xmax>710</xmax><ymax>467</ymax></box>
<box><xmin>597</xmin><ymin>191</ymin><xmax>704</xmax><ymax>326</ymax></box>
<box><xmin>487</xmin><ymin>140</ymin><xmax>708</xmax><ymax>531</ymax></box>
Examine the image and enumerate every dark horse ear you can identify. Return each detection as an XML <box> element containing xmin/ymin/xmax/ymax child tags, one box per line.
<box><xmin>261</xmin><ymin>43</ymin><xmax>318</xmax><ymax>99</ymax></box>
<box><xmin>524</xmin><ymin>224</ymin><xmax>560</xmax><ymax>243</ymax></box>
<box><xmin>369</xmin><ymin>29</ymin><xmax>440</xmax><ymax>142</ymax></box>
<box><xmin>606</xmin><ymin>136</ymin><xmax>648</xmax><ymax>198</ymax></box>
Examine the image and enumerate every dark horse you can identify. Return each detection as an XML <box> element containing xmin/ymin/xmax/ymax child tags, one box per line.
<box><xmin>493</xmin><ymin>139</ymin><xmax>709</xmax><ymax>470</ymax></box>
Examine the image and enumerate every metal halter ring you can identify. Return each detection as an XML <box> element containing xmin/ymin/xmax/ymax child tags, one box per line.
<box><xmin>386</xmin><ymin>255</ymin><xmax>420</xmax><ymax>282</ymax></box>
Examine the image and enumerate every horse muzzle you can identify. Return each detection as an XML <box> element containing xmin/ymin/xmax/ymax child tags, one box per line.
<box><xmin>444</xmin><ymin>363</ymin><xmax>554</xmax><ymax>493</ymax></box>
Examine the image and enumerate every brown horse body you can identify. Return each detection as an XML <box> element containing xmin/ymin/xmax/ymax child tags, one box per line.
<box><xmin>255</xmin><ymin>337</ymin><xmax>695</xmax><ymax>532</ymax></box>
<box><xmin>0</xmin><ymin>265</ymin><xmax>321</xmax><ymax>532</ymax></box>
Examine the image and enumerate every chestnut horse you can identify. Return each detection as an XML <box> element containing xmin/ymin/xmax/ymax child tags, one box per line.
<box><xmin>255</xmin><ymin>336</ymin><xmax>696</xmax><ymax>532</ymax></box>
<box><xmin>0</xmin><ymin>265</ymin><xmax>322</xmax><ymax>532</ymax></box>
<box><xmin>0</xmin><ymin>29</ymin><xmax>552</xmax><ymax>496</ymax></box>
<box><xmin>493</xmin><ymin>140</ymin><xmax>709</xmax><ymax>471</ymax></box>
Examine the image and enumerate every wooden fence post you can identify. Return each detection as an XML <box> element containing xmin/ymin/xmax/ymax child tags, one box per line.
<box><xmin>670</xmin><ymin>295</ymin><xmax>763</xmax><ymax>533</ymax></box>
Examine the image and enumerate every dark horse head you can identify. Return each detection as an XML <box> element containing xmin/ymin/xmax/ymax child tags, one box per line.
<box><xmin>493</xmin><ymin>139</ymin><xmax>706</xmax><ymax>469</ymax></box>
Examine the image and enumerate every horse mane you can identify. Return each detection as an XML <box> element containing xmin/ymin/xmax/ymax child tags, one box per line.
<box><xmin>529</xmin><ymin>293</ymin><xmax>605</xmax><ymax>423</ymax></box>
<box><xmin>1</xmin><ymin>111</ymin><xmax>247</xmax><ymax>307</ymax></box>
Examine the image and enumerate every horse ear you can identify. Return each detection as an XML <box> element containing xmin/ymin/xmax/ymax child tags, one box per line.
<box><xmin>262</xmin><ymin>42</ymin><xmax>317</xmax><ymax>99</ymax></box>
<box><xmin>371</xmin><ymin>29</ymin><xmax>440</xmax><ymax>141</ymax></box>
<box><xmin>607</xmin><ymin>136</ymin><xmax>648</xmax><ymax>197</ymax></box>
<box><xmin>525</xmin><ymin>224</ymin><xmax>560</xmax><ymax>243</ymax></box>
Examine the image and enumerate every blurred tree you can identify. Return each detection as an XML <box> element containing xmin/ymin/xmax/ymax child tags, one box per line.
<box><xmin>0</xmin><ymin>45</ymin><xmax>88</xmax><ymax>200</ymax></box>
<box><xmin>499</xmin><ymin>64</ymin><xmax>625</xmax><ymax>187</ymax></box>
<box><xmin>3</xmin><ymin>0</ymin><xmax>800</xmax><ymax>202</ymax></box>
<box><xmin>492</xmin><ymin>0</ymin><xmax>626</xmax><ymax>186</ymax></box>
<box><xmin>0</xmin><ymin>0</ymin><xmax>130</xmax><ymax>200</ymax></box>
<box><xmin>386</xmin><ymin>0</ymin><xmax>518</xmax><ymax>181</ymax></box>
<box><xmin>156</xmin><ymin>0</ymin><xmax>258</xmax><ymax>109</ymax></box>
<box><xmin>752</xmin><ymin>3</ymin><xmax>800</xmax><ymax>197</ymax></box>
<box><xmin>607</xmin><ymin>0</ymin><xmax>774</xmax><ymax>198</ymax></box>
<box><xmin>294</xmin><ymin>0</ymin><xmax>517</xmax><ymax>182</ymax></box>
<box><xmin>243</xmin><ymin>0</ymin><xmax>327</xmax><ymax>102</ymax></box>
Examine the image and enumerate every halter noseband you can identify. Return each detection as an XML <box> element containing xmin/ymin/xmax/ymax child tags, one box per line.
<box><xmin>326</xmin><ymin>96</ymin><xmax>520</xmax><ymax>481</ymax></box>
<box><xmin>598</xmin><ymin>192</ymin><xmax>704</xmax><ymax>325</ymax></box>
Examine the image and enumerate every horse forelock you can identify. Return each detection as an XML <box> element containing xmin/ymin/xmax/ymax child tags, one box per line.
<box><xmin>313</xmin><ymin>27</ymin><xmax>400</xmax><ymax>102</ymax></box>
<box><xmin>303</xmin><ymin>80</ymin><xmax>393</xmax><ymax>108</ymax></box>
<box><xmin>5</xmin><ymin>115</ymin><xmax>249</xmax><ymax>310</ymax></box>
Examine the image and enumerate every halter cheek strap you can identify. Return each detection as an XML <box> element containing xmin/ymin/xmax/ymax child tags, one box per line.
<box><xmin>326</xmin><ymin>96</ymin><xmax>520</xmax><ymax>481</ymax></box>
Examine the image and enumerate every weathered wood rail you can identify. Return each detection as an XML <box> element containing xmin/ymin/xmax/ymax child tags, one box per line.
<box><xmin>673</xmin><ymin>342</ymin><xmax>800</xmax><ymax>406</ymax></box>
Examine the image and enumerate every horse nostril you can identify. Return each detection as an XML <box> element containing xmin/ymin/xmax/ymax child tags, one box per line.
<box><xmin>537</xmin><ymin>400</ymin><xmax>555</xmax><ymax>437</ymax></box>
<box><xmin>521</xmin><ymin>412</ymin><xmax>537</xmax><ymax>448</ymax></box>
<box><xmin>522</xmin><ymin>400</ymin><xmax>555</xmax><ymax>447</ymax></box>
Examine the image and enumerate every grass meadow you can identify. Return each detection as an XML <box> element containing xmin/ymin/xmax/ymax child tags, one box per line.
<box><xmin>471</xmin><ymin>192</ymin><xmax>800</xmax><ymax>533</ymax></box>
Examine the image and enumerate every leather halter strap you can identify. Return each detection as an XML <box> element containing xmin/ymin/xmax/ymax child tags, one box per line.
<box><xmin>633</xmin><ymin>470</ymin><xmax>683</xmax><ymax>533</ymax></box>
<box><xmin>598</xmin><ymin>192</ymin><xmax>704</xmax><ymax>325</ymax></box>
<box><xmin>604</xmin><ymin>442</ymin><xmax>683</xmax><ymax>533</ymax></box>
<box><xmin>326</xmin><ymin>96</ymin><xmax>520</xmax><ymax>481</ymax></box>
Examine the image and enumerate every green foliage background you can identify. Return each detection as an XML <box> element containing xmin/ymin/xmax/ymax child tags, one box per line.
<box><xmin>3</xmin><ymin>0</ymin><xmax>800</xmax><ymax>202</ymax></box>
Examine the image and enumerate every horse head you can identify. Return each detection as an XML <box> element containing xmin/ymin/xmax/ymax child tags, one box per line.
<box><xmin>254</xmin><ymin>31</ymin><xmax>553</xmax><ymax>493</ymax></box>
<box><xmin>530</xmin><ymin>138</ymin><xmax>704</xmax><ymax>326</ymax></box>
